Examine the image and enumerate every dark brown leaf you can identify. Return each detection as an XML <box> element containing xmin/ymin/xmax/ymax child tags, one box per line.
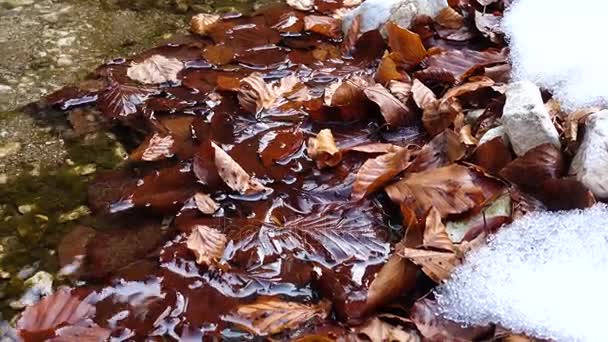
<box><xmin>418</xmin><ymin>48</ymin><xmax>507</xmax><ymax>84</ymax></box>
<box><xmin>539</xmin><ymin>178</ymin><xmax>596</xmax><ymax>211</ymax></box>
<box><xmin>366</xmin><ymin>256</ymin><xmax>418</xmax><ymax>314</ymax></box>
<box><xmin>342</xmin><ymin>14</ymin><xmax>361</xmax><ymax>54</ymax></box>
<box><xmin>409</xmin><ymin>129</ymin><xmax>465</xmax><ymax>173</ymax></box>
<box><xmin>499</xmin><ymin>144</ymin><xmax>564</xmax><ymax>191</ymax></box>
<box><xmin>364</xmin><ymin>84</ymin><xmax>415</xmax><ymax>127</ymax></box>
<box><xmin>473</xmin><ymin>137</ymin><xmax>512</xmax><ymax>174</ymax></box>
<box><xmin>202</xmin><ymin>44</ymin><xmax>235</xmax><ymax>65</ymax></box>
<box><xmin>212</xmin><ymin>141</ymin><xmax>270</xmax><ymax>195</ymax></box>
<box><xmin>97</xmin><ymin>82</ymin><xmax>155</xmax><ymax>119</ymax></box>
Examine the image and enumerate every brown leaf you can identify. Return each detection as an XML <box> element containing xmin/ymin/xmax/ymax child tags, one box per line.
<box><xmin>484</xmin><ymin>63</ymin><xmax>512</xmax><ymax>83</ymax></box>
<box><xmin>388</xmin><ymin>80</ymin><xmax>412</xmax><ymax>103</ymax></box>
<box><xmin>539</xmin><ymin>178</ymin><xmax>596</xmax><ymax>211</ymax></box>
<box><xmin>386</xmin><ymin>164</ymin><xmax>488</xmax><ymax>218</ymax></box>
<box><xmin>212</xmin><ymin>141</ymin><xmax>270</xmax><ymax>195</ymax></box>
<box><xmin>190</xmin><ymin>13</ymin><xmax>220</xmax><ymax>36</ymax></box>
<box><xmin>342</xmin><ymin>14</ymin><xmax>361</xmax><ymax>54</ymax></box>
<box><xmin>287</xmin><ymin>0</ymin><xmax>314</xmax><ymax>11</ymax></box>
<box><xmin>186</xmin><ymin>225</ymin><xmax>227</xmax><ymax>266</ymax></box>
<box><xmin>376</xmin><ymin>54</ymin><xmax>409</xmax><ymax>85</ymax></box>
<box><xmin>423</xmin><ymin>207</ymin><xmax>455</xmax><ymax>252</ymax></box>
<box><xmin>127</xmin><ymin>55</ymin><xmax>184</xmax><ymax>84</ymax></box>
<box><xmin>411</xmin><ymin>79</ymin><xmax>437</xmax><ymax>110</ymax></box>
<box><xmin>422</xmin><ymin>97</ymin><xmax>461</xmax><ymax>136</ymax></box>
<box><xmin>304</xmin><ymin>15</ymin><xmax>342</xmax><ymax>39</ymax></box>
<box><xmin>50</xmin><ymin>326</ymin><xmax>111</xmax><ymax>342</ymax></box>
<box><xmin>97</xmin><ymin>82</ymin><xmax>155</xmax><ymax>119</ymax></box>
<box><xmin>387</xmin><ymin>21</ymin><xmax>427</xmax><ymax>67</ymax></box>
<box><xmin>473</xmin><ymin>137</ymin><xmax>512</xmax><ymax>175</ymax></box>
<box><xmin>499</xmin><ymin>144</ymin><xmax>564</xmax><ymax>191</ymax></box>
<box><xmin>440</xmin><ymin>76</ymin><xmax>495</xmax><ymax>102</ymax></box>
<box><xmin>238</xmin><ymin>73</ymin><xmax>300</xmax><ymax>114</ymax></box>
<box><xmin>194</xmin><ymin>192</ymin><xmax>220</xmax><ymax>214</ymax></box>
<box><xmin>348</xmin><ymin>143</ymin><xmax>405</xmax><ymax>154</ymax></box>
<box><xmin>565</xmin><ymin>107</ymin><xmax>601</xmax><ymax>145</ymax></box>
<box><xmin>202</xmin><ymin>44</ymin><xmax>235</xmax><ymax>65</ymax></box>
<box><xmin>366</xmin><ymin>256</ymin><xmax>418</xmax><ymax>313</ymax></box>
<box><xmin>399</xmin><ymin>247</ymin><xmax>458</xmax><ymax>282</ymax></box>
<box><xmin>229</xmin><ymin>297</ymin><xmax>331</xmax><ymax>335</ymax></box>
<box><xmin>307</xmin><ymin>129</ymin><xmax>343</xmax><ymax>169</ymax></box>
<box><xmin>130</xmin><ymin>133</ymin><xmax>175</xmax><ymax>162</ymax></box>
<box><xmin>409</xmin><ymin>129</ymin><xmax>465</xmax><ymax>172</ymax></box>
<box><xmin>324</xmin><ymin>77</ymin><xmax>370</xmax><ymax>118</ymax></box>
<box><xmin>364</xmin><ymin>83</ymin><xmax>415</xmax><ymax>127</ymax></box>
<box><xmin>352</xmin><ymin>145</ymin><xmax>416</xmax><ymax>201</ymax></box>
<box><xmin>17</xmin><ymin>288</ymin><xmax>95</xmax><ymax>333</ymax></box>
<box><xmin>259</xmin><ymin>129</ymin><xmax>305</xmax><ymax>167</ymax></box>
<box><xmin>417</xmin><ymin>48</ymin><xmax>507</xmax><ymax>84</ymax></box>
<box><xmin>475</xmin><ymin>10</ymin><xmax>503</xmax><ymax>43</ymax></box>
<box><xmin>410</xmin><ymin>298</ymin><xmax>493</xmax><ymax>341</ymax></box>
<box><xmin>358</xmin><ymin>316</ymin><xmax>420</xmax><ymax>342</ymax></box>
<box><xmin>436</xmin><ymin>7</ymin><xmax>464</xmax><ymax>29</ymax></box>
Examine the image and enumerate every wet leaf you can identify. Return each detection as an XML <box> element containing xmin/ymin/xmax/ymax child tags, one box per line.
<box><xmin>308</xmin><ymin>129</ymin><xmax>343</xmax><ymax>169</ymax></box>
<box><xmin>97</xmin><ymin>82</ymin><xmax>155</xmax><ymax>119</ymax></box>
<box><xmin>422</xmin><ymin>97</ymin><xmax>461</xmax><ymax>136</ymax></box>
<box><xmin>50</xmin><ymin>326</ymin><xmax>111</xmax><ymax>342</ymax></box>
<box><xmin>194</xmin><ymin>192</ymin><xmax>220</xmax><ymax>214</ymax></box>
<box><xmin>417</xmin><ymin>48</ymin><xmax>507</xmax><ymax>84</ymax></box>
<box><xmin>387</xmin><ymin>22</ymin><xmax>427</xmax><ymax>67</ymax></box>
<box><xmin>304</xmin><ymin>15</ymin><xmax>342</xmax><ymax>39</ymax></box>
<box><xmin>358</xmin><ymin>316</ymin><xmax>420</xmax><ymax>342</ymax></box>
<box><xmin>408</xmin><ymin>129</ymin><xmax>465</xmax><ymax>172</ymax></box>
<box><xmin>376</xmin><ymin>54</ymin><xmax>409</xmax><ymax>85</ymax></box>
<box><xmin>238</xmin><ymin>73</ymin><xmax>300</xmax><ymax>114</ymax></box>
<box><xmin>342</xmin><ymin>14</ymin><xmax>361</xmax><ymax>54</ymax></box>
<box><xmin>352</xmin><ymin>145</ymin><xmax>415</xmax><ymax>201</ymax></box>
<box><xmin>386</xmin><ymin>164</ymin><xmax>489</xmax><ymax>218</ymax></box>
<box><xmin>287</xmin><ymin>0</ymin><xmax>314</xmax><ymax>11</ymax></box>
<box><xmin>364</xmin><ymin>84</ymin><xmax>414</xmax><ymax>127</ymax></box>
<box><xmin>399</xmin><ymin>247</ymin><xmax>458</xmax><ymax>282</ymax></box>
<box><xmin>347</xmin><ymin>143</ymin><xmax>406</xmax><ymax>154</ymax></box>
<box><xmin>186</xmin><ymin>225</ymin><xmax>227</xmax><ymax>266</ymax></box>
<box><xmin>259</xmin><ymin>129</ymin><xmax>305</xmax><ymax>167</ymax></box>
<box><xmin>130</xmin><ymin>133</ymin><xmax>175</xmax><ymax>162</ymax></box>
<box><xmin>212</xmin><ymin>141</ymin><xmax>270</xmax><ymax>195</ymax></box>
<box><xmin>441</xmin><ymin>76</ymin><xmax>495</xmax><ymax>101</ymax></box>
<box><xmin>230</xmin><ymin>298</ymin><xmax>331</xmax><ymax>336</ymax></box>
<box><xmin>539</xmin><ymin>178</ymin><xmax>596</xmax><ymax>211</ymax></box>
<box><xmin>475</xmin><ymin>10</ymin><xmax>502</xmax><ymax>43</ymax></box>
<box><xmin>203</xmin><ymin>44</ymin><xmax>235</xmax><ymax>65</ymax></box>
<box><xmin>436</xmin><ymin>7</ymin><xmax>464</xmax><ymax>29</ymax></box>
<box><xmin>324</xmin><ymin>76</ymin><xmax>369</xmax><ymax>108</ymax></box>
<box><xmin>423</xmin><ymin>207</ymin><xmax>454</xmax><ymax>252</ymax></box>
<box><xmin>17</xmin><ymin>288</ymin><xmax>95</xmax><ymax>332</ymax></box>
<box><xmin>473</xmin><ymin>137</ymin><xmax>512</xmax><ymax>174</ymax></box>
<box><xmin>499</xmin><ymin>144</ymin><xmax>564</xmax><ymax>191</ymax></box>
<box><xmin>411</xmin><ymin>79</ymin><xmax>437</xmax><ymax>110</ymax></box>
<box><xmin>387</xmin><ymin>80</ymin><xmax>412</xmax><ymax>103</ymax></box>
<box><xmin>190</xmin><ymin>13</ymin><xmax>220</xmax><ymax>36</ymax></box>
<box><xmin>127</xmin><ymin>55</ymin><xmax>184</xmax><ymax>84</ymax></box>
<box><xmin>366</xmin><ymin>255</ymin><xmax>418</xmax><ymax>313</ymax></box>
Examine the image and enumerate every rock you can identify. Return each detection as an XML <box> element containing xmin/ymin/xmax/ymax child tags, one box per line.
<box><xmin>479</xmin><ymin>126</ymin><xmax>509</xmax><ymax>146</ymax></box>
<box><xmin>0</xmin><ymin>0</ymin><xmax>34</xmax><ymax>9</ymax></box>
<box><xmin>502</xmin><ymin>80</ymin><xmax>560</xmax><ymax>156</ymax></box>
<box><xmin>56</xmin><ymin>56</ymin><xmax>73</xmax><ymax>67</ymax></box>
<box><xmin>342</xmin><ymin>0</ymin><xmax>447</xmax><ymax>36</ymax></box>
<box><xmin>0</xmin><ymin>84</ymin><xmax>11</xmax><ymax>94</ymax></box>
<box><xmin>569</xmin><ymin>111</ymin><xmax>608</xmax><ymax>198</ymax></box>
<box><xmin>9</xmin><ymin>271</ymin><xmax>53</xmax><ymax>309</ymax></box>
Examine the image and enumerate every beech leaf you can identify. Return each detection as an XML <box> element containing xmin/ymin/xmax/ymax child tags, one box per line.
<box><xmin>186</xmin><ymin>225</ymin><xmax>227</xmax><ymax>266</ymax></box>
<box><xmin>366</xmin><ymin>255</ymin><xmax>418</xmax><ymax>312</ymax></box>
<box><xmin>307</xmin><ymin>129</ymin><xmax>343</xmax><ymax>169</ymax></box>
<box><xmin>423</xmin><ymin>207</ymin><xmax>455</xmax><ymax>252</ymax></box>
<box><xmin>127</xmin><ymin>55</ymin><xmax>184</xmax><ymax>84</ymax></box>
<box><xmin>97</xmin><ymin>81</ymin><xmax>155</xmax><ymax>119</ymax></box>
<box><xmin>50</xmin><ymin>325</ymin><xmax>111</xmax><ymax>342</ymax></box>
<box><xmin>286</xmin><ymin>0</ymin><xmax>314</xmax><ymax>11</ymax></box>
<box><xmin>387</xmin><ymin>80</ymin><xmax>412</xmax><ymax>103</ymax></box>
<box><xmin>435</xmin><ymin>7</ymin><xmax>464</xmax><ymax>29</ymax></box>
<box><xmin>358</xmin><ymin>316</ymin><xmax>420</xmax><ymax>342</ymax></box>
<box><xmin>399</xmin><ymin>247</ymin><xmax>458</xmax><ymax>282</ymax></box>
<box><xmin>190</xmin><ymin>13</ymin><xmax>220</xmax><ymax>36</ymax></box>
<box><xmin>228</xmin><ymin>297</ymin><xmax>331</xmax><ymax>335</ymax></box>
<box><xmin>238</xmin><ymin>73</ymin><xmax>300</xmax><ymax>114</ymax></box>
<box><xmin>130</xmin><ymin>133</ymin><xmax>175</xmax><ymax>162</ymax></box>
<box><xmin>212</xmin><ymin>141</ymin><xmax>270</xmax><ymax>195</ymax></box>
<box><xmin>386</xmin><ymin>22</ymin><xmax>427</xmax><ymax>67</ymax></box>
<box><xmin>193</xmin><ymin>192</ymin><xmax>219</xmax><ymax>214</ymax></box>
<box><xmin>417</xmin><ymin>48</ymin><xmax>507</xmax><ymax>84</ymax></box>
<box><xmin>411</xmin><ymin>79</ymin><xmax>437</xmax><ymax>110</ymax></box>
<box><xmin>499</xmin><ymin>143</ymin><xmax>564</xmax><ymax>191</ymax></box>
<box><xmin>364</xmin><ymin>83</ymin><xmax>414</xmax><ymax>127</ymax></box>
<box><xmin>352</xmin><ymin>145</ymin><xmax>416</xmax><ymax>201</ymax></box>
<box><xmin>304</xmin><ymin>15</ymin><xmax>342</xmax><ymax>39</ymax></box>
<box><xmin>408</xmin><ymin>130</ymin><xmax>465</xmax><ymax>172</ymax></box>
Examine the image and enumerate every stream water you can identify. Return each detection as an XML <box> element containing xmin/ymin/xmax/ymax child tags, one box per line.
<box><xmin>0</xmin><ymin>0</ymin><xmax>271</xmax><ymax>324</ymax></box>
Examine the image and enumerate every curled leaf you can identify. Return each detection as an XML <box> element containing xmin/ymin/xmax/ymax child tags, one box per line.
<box><xmin>127</xmin><ymin>55</ymin><xmax>184</xmax><ymax>84</ymax></box>
<box><xmin>229</xmin><ymin>297</ymin><xmax>331</xmax><ymax>335</ymax></box>
<box><xmin>399</xmin><ymin>247</ymin><xmax>458</xmax><ymax>282</ymax></box>
<box><xmin>387</xmin><ymin>22</ymin><xmax>427</xmax><ymax>67</ymax></box>
<box><xmin>304</xmin><ymin>15</ymin><xmax>342</xmax><ymax>39</ymax></box>
<box><xmin>352</xmin><ymin>145</ymin><xmax>415</xmax><ymax>201</ymax></box>
<box><xmin>423</xmin><ymin>207</ymin><xmax>454</xmax><ymax>252</ymax></box>
<box><xmin>499</xmin><ymin>144</ymin><xmax>564</xmax><ymax>191</ymax></box>
<box><xmin>366</xmin><ymin>255</ymin><xmax>418</xmax><ymax>313</ymax></box>
<box><xmin>364</xmin><ymin>84</ymin><xmax>414</xmax><ymax>127</ymax></box>
<box><xmin>190</xmin><ymin>13</ymin><xmax>220</xmax><ymax>36</ymax></box>
<box><xmin>417</xmin><ymin>48</ymin><xmax>507</xmax><ymax>84</ymax></box>
<box><xmin>376</xmin><ymin>54</ymin><xmax>409</xmax><ymax>85</ymax></box>
<box><xmin>307</xmin><ymin>129</ymin><xmax>343</xmax><ymax>169</ymax></box>
<box><xmin>436</xmin><ymin>7</ymin><xmax>464</xmax><ymax>29</ymax></box>
<box><xmin>186</xmin><ymin>225</ymin><xmax>227</xmax><ymax>266</ymax></box>
<box><xmin>411</xmin><ymin>79</ymin><xmax>437</xmax><ymax>110</ymax></box>
<box><xmin>212</xmin><ymin>141</ymin><xmax>270</xmax><ymax>195</ymax></box>
<box><xmin>358</xmin><ymin>316</ymin><xmax>420</xmax><ymax>342</ymax></box>
<box><xmin>194</xmin><ymin>192</ymin><xmax>220</xmax><ymax>214</ymax></box>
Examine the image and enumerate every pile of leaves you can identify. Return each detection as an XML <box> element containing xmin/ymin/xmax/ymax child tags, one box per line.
<box><xmin>19</xmin><ymin>0</ymin><xmax>600</xmax><ymax>340</ymax></box>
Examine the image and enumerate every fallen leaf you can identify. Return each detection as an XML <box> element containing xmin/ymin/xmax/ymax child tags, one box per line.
<box><xmin>212</xmin><ymin>141</ymin><xmax>270</xmax><ymax>195</ymax></box>
<box><xmin>202</xmin><ymin>44</ymin><xmax>235</xmax><ymax>65</ymax></box>
<box><xmin>423</xmin><ymin>207</ymin><xmax>454</xmax><ymax>252</ymax></box>
<box><xmin>364</xmin><ymin>83</ymin><xmax>415</xmax><ymax>127</ymax></box>
<box><xmin>422</xmin><ymin>98</ymin><xmax>461</xmax><ymax>136</ymax></box>
<box><xmin>399</xmin><ymin>247</ymin><xmax>458</xmax><ymax>282</ymax></box>
<box><xmin>342</xmin><ymin>14</ymin><xmax>361</xmax><ymax>54</ymax></box>
<box><xmin>50</xmin><ymin>325</ymin><xmax>111</xmax><ymax>342</ymax></box>
<box><xmin>347</xmin><ymin>143</ymin><xmax>406</xmax><ymax>154</ymax></box>
<box><xmin>17</xmin><ymin>288</ymin><xmax>95</xmax><ymax>333</ymax></box>
<box><xmin>287</xmin><ymin>0</ymin><xmax>314</xmax><ymax>11</ymax></box>
<box><xmin>440</xmin><ymin>76</ymin><xmax>495</xmax><ymax>102</ymax></box>
<box><xmin>539</xmin><ymin>178</ymin><xmax>596</xmax><ymax>211</ymax></box>
<box><xmin>97</xmin><ymin>81</ymin><xmax>155</xmax><ymax>119</ymax></box>
<box><xmin>259</xmin><ymin>129</ymin><xmax>305</xmax><ymax>167</ymax></box>
<box><xmin>376</xmin><ymin>54</ymin><xmax>409</xmax><ymax>85</ymax></box>
<box><xmin>499</xmin><ymin>144</ymin><xmax>564</xmax><ymax>191</ymax></box>
<box><xmin>358</xmin><ymin>316</ymin><xmax>420</xmax><ymax>342</ymax></box>
<box><xmin>411</xmin><ymin>79</ymin><xmax>437</xmax><ymax>110</ymax></box>
<box><xmin>186</xmin><ymin>225</ymin><xmax>227</xmax><ymax>266</ymax></box>
<box><xmin>127</xmin><ymin>55</ymin><xmax>184</xmax><ymax>84</ymax></box>
<box><xmin>386</xmin><ymin>164</ymin><xmax>488</xmax><ymax>218</ymax></box>
<box><xmin>388</xmin><ymin>80</ymin><xmax>412</xmax><ymax>103</ymax></box>
<box><xmin>130</xmin><ymin>133</ymin><xmax>175</xmax><ymax>161</ymax></box>
<box><xmin>190</xmin><ymin>13</ymin><xmax>220</xmax><ymax>36</ymax></box>
<box><xmin>435</xmin><ymin>7</ymin><xmax>464</xmax><ymax>29</ymax></box>
<box><xmin>565</xmin><ymin>107</ymin><xmax>601</xmax><ymax>145</ymax></box>
<box><xmin>194</xmin><ymin>192</ymin><xmax>220</xmax><ymax>214</ymax></box>
<box><xmin>352</xmin><ymin>145</ymin><xmax>415</xmax><ymax>200</ymax></box>
<box><xmin>387</xmin><ymin>22</ymin><xmax>427</xmax><ymax>67</ymax></box>
<box><xmin>308</xmin><ymin>129</ymin><xmax>343</xmax><ymax>169</ymax></box>
<box><xmin>366</xmin><ymin>255</ymin><xmax>418</xmax><ymax>313</ymax></box>
<box><xmin>475</xmin><ymin>10</ymin><xmax>502</xmax><ymax>43</ymax></box>
<box><xmin>238</xmin><ymin>73</ymin><xmax>300</xmax><ymax>114</ymax></box>
<box><xmin>229</xmin><ymin>297</ymin><xmax>331</xmax><ymax>335</ymax></box>
<box><xmin>324</xmin><ymin>76</ymin><xmax>369</xmax><ymax>110</ymax></box>
<box><xmin>304</xmin><ymin>15</ymin><xmax>342</xmax><ymax>39</ymax></box>
<box><xmin>417</xmin><ymin>48</ymin><xmax>507</xmax><ymax>84</ymax></box>
<box><xmin>408</xmin><ymin>129</ymin><xmax>465</xmax><ymax>172</ymax></box>
<box><xmin>473</xmin><ymin>137</ymin><xmax>512</xmax><ymax>174</ymax></box>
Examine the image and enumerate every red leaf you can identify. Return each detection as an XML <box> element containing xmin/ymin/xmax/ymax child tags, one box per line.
<box><xmin>499</xmin><ymin>144</ymin><xmax>565</xmax><ymax>191</ymax></box>
<box><xmin>473</xmin><ymin>137</ymin><xmax>512</xmax><ymax>174</ymax></box>
<box><xmin>97</xmin><ymin>81</ymin><xmax>155</xmax><ymax>119</ymax></box>
<box><xmin>386</xmin><ymin>22</ymin><xmax>427</xmax><ymax>67</ymax></box>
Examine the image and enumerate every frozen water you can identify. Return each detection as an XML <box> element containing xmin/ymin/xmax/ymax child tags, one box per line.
<box><xmin>435</xmin><ymin>204</ymin><xmax>608</xmax><ymax>342</ymax></box>
<box><xmin>503</xmin><ymin>0</ymin><xmax>608</xmax><ymax>110</ymax></box>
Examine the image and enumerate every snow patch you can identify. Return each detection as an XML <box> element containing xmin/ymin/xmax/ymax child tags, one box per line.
<box><xmin>435</xmin><ymin>204</ymin><xmax>608</xmax><ymax>342</ymax></box>
<box><xmin>503</xmin><ymin>0</ymin><xmax>608</xmax><ymax>109</ymax></box>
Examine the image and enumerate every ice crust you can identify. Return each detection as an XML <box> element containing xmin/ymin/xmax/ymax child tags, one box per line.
<box><xmin>435</xmin><ymin>204</ymin><xmax>608</xmax><ymax>342</ymax></box>
<box><xmin>503</xmin><ymin>0</ymin><xmax>608</xmax><ymax>109</ymax></box>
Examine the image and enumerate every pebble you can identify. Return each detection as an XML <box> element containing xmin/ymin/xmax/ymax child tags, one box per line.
<box><xmin>0</xmin><ymin>142</ymin><xmax>21</xmax><ymax>158</ymax></box>
<box><xmin>570</xmin><ymin>110</ymin><xmax>608</xmax><ymax>198</ymax></box>
<box><xmin>56</xmin><ymin>55</ymin><xmax>73</xmax><ymax>66</ymax></box>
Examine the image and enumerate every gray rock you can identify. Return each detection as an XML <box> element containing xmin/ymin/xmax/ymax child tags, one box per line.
<box><xmin>502</xmin><ymin>80</ymin><xmax>560</xmax><ymax>156</ymax></box>
<box><xmin>570</xmin><ymin>111</ymin><xmax>608</xmax><ymax>198</ymax></box>
<box><xmin>0</xmin><ymin>84</ymin><xmax>11</xmax><ymax>94</ymax></box>
<box><xmin>55</xmin><ymin>56</ymin><xmax>73</xmax><ymax>67</ymax></box>
<box><xmin>0</xmin><ymin>0</ymin><xmax>34</xmax><ymax>10</ymax></box>
<box><xmin>479</xmin><ymin>126</ymin><xmax>509</xmax><ymax>146</ymax></box>
<box><xmin>342</xmin><ymin>0</ymin><xmax>447</xmax><ymax>36</ymax></box>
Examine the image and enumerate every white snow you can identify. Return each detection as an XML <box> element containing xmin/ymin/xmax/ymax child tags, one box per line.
<box><xmin>503</xmin><ymin>0</ymin><xmax>608</xmax><ymax>110</ymax></box>
<box><xmin>435</xmin><ymin>204</ymin><xmax>608</xmax><ymax>342</ymax></box>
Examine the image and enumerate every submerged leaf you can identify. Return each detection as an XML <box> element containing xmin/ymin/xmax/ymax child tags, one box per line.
<box><xmin>193</xmin><ymin>192</ymin><xmax>220</xmax><ymax>214</ymax></box>
<box><xmin>307</xmin><ymin>129</ymin><xmax>342</xmax><ymax>169</ymax></box>
<box><xmin>212</xmin><ymin>141</ymin><xmax>270</xmax><ymax>195</ymax></box>
<box><xmin>230</xmin><ymin>297</ymin><xmax>331</xmax><ymax>335</ymax></box>
<box><xmin>97</xmin><ymin>82</ymin><xmax>155</xmax><ymax>119</ymax></box>
<box><xmin>130</xmin><ymin>133</ymin><xmax>175</xmax><ymax>162</ymax></box>
<box><xmin>127</xmin><ymin>55</ymin><xmax>184</xmax><ymax>84</ymax></box>
<box><xmin>238</xmin><ymin>73</ymin><xmax>300</xmax><ymax>114</ymax></box>
<box><xmin>186</xmin><ymin>225</ymin><xmax>227</xmax><ymax>266</ymax></box>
